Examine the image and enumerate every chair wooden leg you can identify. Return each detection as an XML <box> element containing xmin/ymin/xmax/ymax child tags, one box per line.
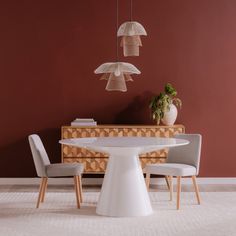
<box><xmin>177</xmin><ymin>176</ymin><xmax>181</xmax><ymax>210</ymax></box>
<box><xmin>145</xmin><ymin>173</ymin><xmax>150</xmax><ymax>190</ymax></box>
<box><xmin>169</xmin><ymin>176</ymin><xmax>173</xmax><ymax>201</ymax></box>
<box><xmin>74</xmin><ymin>176</ymin><xmax>81</xmax><ymax>209</ymax></box>
<box><xmin>192</xmin><ymin>176</ymin><xmax>201</xmax><ymax>204</ymax></box>
<box><xmin>78</xmin><ymin>175</ymin><xmax>83</xmax><ymax>203</ymax></box>
<box><xmin>41</xmin><ymin>177</ymin><xmax>48</xmax><ymax>203</ymax></box>
<box><xmin>36</xmin><ymin>177</ymin><xmax>46</xmax><ymax>208</ymax></box>
<box><xmin>165</xmin><ymin>176</ymin><xmax>170</xmax><ymax>190</ymax></box>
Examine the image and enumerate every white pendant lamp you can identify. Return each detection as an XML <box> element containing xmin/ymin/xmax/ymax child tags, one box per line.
<box><xmin>95</xmin><ymin>62</ymin><xmax>140</xmax><ymax>92</ymax></box>
<box><xmin>94</xmin><ymin>0</ymin><xmax>141</xmax><ymax>92</ymax></box>
<box><xmin>117</xmin><ymin>0</ymin><xmax>147</xmax><ymax>57</ymax></box>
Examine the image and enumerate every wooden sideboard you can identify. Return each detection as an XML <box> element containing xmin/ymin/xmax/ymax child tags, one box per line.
<box><xmin>61</xmin><ymin>125</ymin><xmax>185</xmax><ymax>173</ymax></box>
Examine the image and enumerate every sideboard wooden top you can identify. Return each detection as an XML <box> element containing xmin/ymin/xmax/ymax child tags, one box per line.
<box><xmin>62</xmin><ymin>124</ymin><xmax>184</xmax><ymax>129</ymax></box>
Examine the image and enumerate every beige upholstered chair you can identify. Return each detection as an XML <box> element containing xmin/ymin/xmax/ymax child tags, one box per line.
<box><xmin>28</xmin><ymin>134</ymin><xmax>84</xmax><ymax>209</ymax></box>
<box><xmin>144</xmin><ymin>134</ymin><xmax>202</xmax><ymax>210</ymax></box>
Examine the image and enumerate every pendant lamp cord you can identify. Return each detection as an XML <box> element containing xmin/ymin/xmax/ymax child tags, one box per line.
<box><xmin>130</xmin><ymin>0</ymin><xmax>133</xmax><ymax>21</ymax></box>
<box><xmin>116</xmin><ymin>0</ymin><xmax>119</xmax><ymax>62</ymax></box>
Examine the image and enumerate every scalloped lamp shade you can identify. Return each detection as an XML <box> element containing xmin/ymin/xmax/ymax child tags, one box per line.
<box><xmin>117</xmin><ymin>21</ymin><xmax>147</xmax><ymax>37</ymax></box>
<box><xmin>94</xmin><ymin>62</ymin><xmax>140</xmax><ymax>92</ymax></box>
<box><xmin>117</xmin><ymin>21</ymin><xmax>147</xmax><ymax>57</ymax></box>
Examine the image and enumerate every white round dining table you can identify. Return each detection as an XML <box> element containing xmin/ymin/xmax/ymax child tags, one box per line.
<box><xmin>59</xmin><ymin>137</ymin><xmax>189</xmax><ymax>217</ymax></box>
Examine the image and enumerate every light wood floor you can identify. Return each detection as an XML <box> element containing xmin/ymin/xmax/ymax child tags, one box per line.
<box><xmin>0</xmin><ymin>184</ymin><xmax>236</xmax><ymax>192</ymax></box>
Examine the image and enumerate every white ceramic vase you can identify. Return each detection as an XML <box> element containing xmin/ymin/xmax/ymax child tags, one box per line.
<box><xmin>162</xmin><ymin>104</ymin><xmax>178</xmax><ymax>125</ymax></box>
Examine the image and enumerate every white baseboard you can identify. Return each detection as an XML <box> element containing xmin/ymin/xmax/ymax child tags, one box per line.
<box><xmin>0</xmin><ymin>177</ymin><xmax>236</xmax><ymax>186</ymax></box>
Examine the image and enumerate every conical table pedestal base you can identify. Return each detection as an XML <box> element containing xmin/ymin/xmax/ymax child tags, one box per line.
<box><xmin>96</xmin><ymin>154</ymin><xmax>153</xmax><ymax>217</ymax></box>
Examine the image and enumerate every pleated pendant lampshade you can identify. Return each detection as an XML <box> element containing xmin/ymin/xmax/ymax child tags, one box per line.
<box><xmin>118</xmin><ymin>22</ymin><xmax>147</xmax><ymax>57</ymax></box>
<box><xmin>117</xmin><ymin>0</ymin><xmax>147</xmax><ymax>57</ymax></box>
<box><xmin>94</xmin><ymin>62</ymin><xmax>140</xmax><ymax>92</ymax></box>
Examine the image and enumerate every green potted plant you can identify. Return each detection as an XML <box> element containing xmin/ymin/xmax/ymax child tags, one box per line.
<box><xmin>149</xmin><ymin>83</ymin><xmax>182</xmax><ymax>125</ymax></box>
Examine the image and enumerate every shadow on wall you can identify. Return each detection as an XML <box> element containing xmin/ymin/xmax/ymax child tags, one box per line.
<box><xmin>114</xmin><ymin>91</ymin><xmax>155</xmax><ymax>124</ymax></box>
<box><xmin>0</xmin><ymin>129</ymin><xmax>61</xmax><ymax>177</ymax></box>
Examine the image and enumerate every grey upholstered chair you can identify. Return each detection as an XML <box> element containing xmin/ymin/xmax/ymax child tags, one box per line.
<box><xmin>144</xmin><ymin>134</ymin><xmax>202</xmax><ymax>210</ymax></box>
<box><xmin>28</xmin><ymin>134</ymin><xmax>84</xmax><ymax>209</ymax></box>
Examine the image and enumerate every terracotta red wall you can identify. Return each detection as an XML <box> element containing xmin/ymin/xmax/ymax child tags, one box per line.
<box><xmin>0</xmin><ymin>0</ymin><xmax>236</xmax><ymax>177</ymax></box>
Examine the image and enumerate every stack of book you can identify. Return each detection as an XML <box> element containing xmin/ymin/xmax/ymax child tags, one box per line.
<box><xmin>71</xmin><ymin>118</ymin><xmax>97</xmax><ymax>126</ymax></box>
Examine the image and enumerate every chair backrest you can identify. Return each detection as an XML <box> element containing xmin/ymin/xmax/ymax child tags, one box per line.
<box><xmin>28</xmin><ymin>134</ymin><xmax>50</xmax><ymax>177</ymax></box>
<box><xmin>167</xmin><ymin>134</ymin><xmax>202</xmax><ymax>175</ymax></box>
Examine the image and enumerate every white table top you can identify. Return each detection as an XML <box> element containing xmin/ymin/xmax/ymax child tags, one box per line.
<box><xmin>59</xmin><ymin>137</ymin><xmax>189</xmax><ymax>155</ymax></box>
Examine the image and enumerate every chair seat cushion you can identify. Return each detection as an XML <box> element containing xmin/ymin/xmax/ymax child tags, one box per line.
<box><xmin>144</xmin><ymin>163</ymin><xmax>197</xmax><ymax>177</ymax></box>
<box><xmin>46</xmin><ymin>163</ymin><xmax>84</xmax><ymax>177</ymax></box>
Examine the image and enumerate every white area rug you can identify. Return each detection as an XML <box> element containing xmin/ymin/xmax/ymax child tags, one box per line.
<box><xmin>0</xmin><ymin>191</ymin><xmax>236</xmax><ymax>236</ymax></box>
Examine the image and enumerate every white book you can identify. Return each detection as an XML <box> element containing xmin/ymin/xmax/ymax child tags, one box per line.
<box><xmin>71</xmin><ymin>121</ymin><xmax>97</xmax><ymax>126</ymax></box>
<box><xmin>74</xmin><ymin>118</ymin><xmax>95</xmax><ymax>122</ymax></box>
